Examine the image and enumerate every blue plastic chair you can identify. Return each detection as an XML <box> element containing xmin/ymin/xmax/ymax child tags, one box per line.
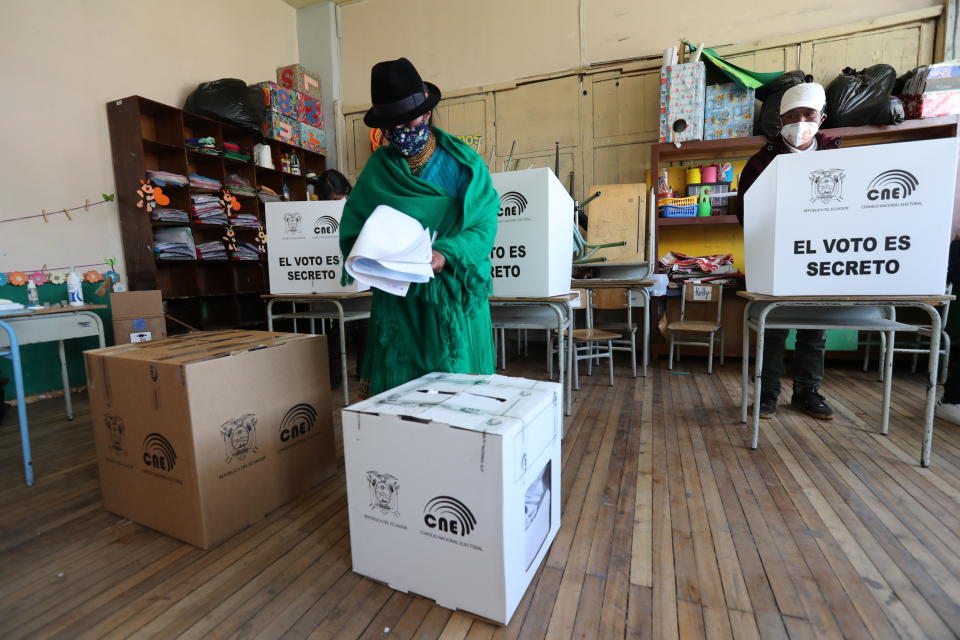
<box><xmin>0</xmin><ymin>320</ymin><xmax>33</xmax><ymax>486</ymax></box>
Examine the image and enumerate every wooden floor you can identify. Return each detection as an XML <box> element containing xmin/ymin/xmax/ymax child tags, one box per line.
<box><xmin>2</xmin><ymin>353</ymin><xmax>960</xmax><ymax>639</ymax></box>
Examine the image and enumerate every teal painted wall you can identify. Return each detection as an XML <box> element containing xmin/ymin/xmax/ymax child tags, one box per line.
<box><xmin>0</xmin><ymin>282</ymin><xmax>114</xmax><ymax>400</ymax></box>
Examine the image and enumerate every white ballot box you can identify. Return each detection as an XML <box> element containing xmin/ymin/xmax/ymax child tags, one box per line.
<box><xmin>341</xmin><ymin>373</ymin><xmax>562</xmax><ymax>625</ymax></box>
<box><xmin>490</xmin><ymin>168</ymin><xmax>574</xmax><ymax>297</ymax></box>
<box><xmin>266</xmin><ymin>200</ymin><xmax>369</xmax><ymax>294</ymax></box>
<box><xmin>744</xmin><ymin>138</ymin><xmax>959</xmax><ymax>296</ymax></box>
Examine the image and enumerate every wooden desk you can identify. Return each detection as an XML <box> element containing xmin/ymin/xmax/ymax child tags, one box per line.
<box><xmin>490</xmin><ymin>293</ymin><xmax>577</xmax><ymax>418</ymax></box>
<box><xmin>738</xmin><ymin>292</ymin><xmax>955</xmax><ymax>467</ymax></box>
<box><xmin>571</xmin><ymin>278</ymin><xmax>654</xmax><ymax>377</ymax></box>
<box><xmin>263</xmin><ymin>293</ymin><xmax>372</xmax><ymax>405</ymax></box>
<box><xmin>0</xmin><ymin>304</ymin><xmax>107</xmax><ymax>485</ymax></box>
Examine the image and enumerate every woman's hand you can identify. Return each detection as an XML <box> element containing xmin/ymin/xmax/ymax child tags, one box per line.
<box><xmin>431</xmin><ymin>250</ymin><xmax>446</xmax><ymax>273</ymax></box>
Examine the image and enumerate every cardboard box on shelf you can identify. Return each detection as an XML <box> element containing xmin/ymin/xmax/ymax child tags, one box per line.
<box><xmin>297</xmin><ymin>94</ymin><xmax>323</xmax><ymax>128</ymax></box>
<box><xmin>341</xmin><ymin>372</ymin><xmax>562</xmax><ymax>625</ymax></box>
<box><xmin>263</xmin><ymin>111</ymin><xmax>299</xmax><ymax>146</ymax></box>
<box><xmin>298</xmin><ymin>122</ymin><xmax>326</xmax><ymax>154</ymax></box>
<box><xmin>266</xmin><ymin>200</ymin><xmax>368</xmax><ymax>294</ymax></box>
<box><xmin>489</xmin><ymin>168</ymin><xmax>574</xmax><ymax>297</ymax></box>
<box><xmin>743</xmin><ymin>138</ymin><xmax>959</xmax><ymax>295</ymax></box>
<box><xmin>256</xmin><ymin>81</ymin><xmax>298</xmax><ymax>119</ymax></box>
<box><xmin>277</xmin><ymin>64</ymin><xmax>322</xmax><ymax>99</ymax></box>
<box><xmin>659</xmin><ymin>62</ymin><xmax>705</xmax><ymax>143</ymax></box>
<box><xmin>110</xmin><ymin>290</ymin><xmax>166</xmax><ymax>345</ymax></box>
<box><xmin>85</xmin><ymin>330</ymin><xmax>336</xmax><ymax>549</ymax></box>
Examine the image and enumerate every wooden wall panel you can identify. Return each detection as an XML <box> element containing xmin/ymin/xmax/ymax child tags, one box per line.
<box><xmin>807</xmin><ymin>25</ymin><xmax>925</xmax><ymax>79</ymax></box>
<box><xmin>494</xmin><ymin>76</ymin><xmax>581</xmax><ymax>154</ymax></box>
<box><xmin>591</xmin><ymin>72</ymin><xmax>660</xmax><ymax>140</ymax></box>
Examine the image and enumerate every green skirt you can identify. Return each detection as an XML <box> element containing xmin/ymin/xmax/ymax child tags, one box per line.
<box><xmin>358</xmin><ymin>289</ymin><xmax>495</xmax><ymax>397</ymax></box>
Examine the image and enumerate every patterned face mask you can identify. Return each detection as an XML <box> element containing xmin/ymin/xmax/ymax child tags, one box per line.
<box><xmin>384</xmin><ymin>118</ymin><xmax>431</xmax><ymax>157</ymax></box>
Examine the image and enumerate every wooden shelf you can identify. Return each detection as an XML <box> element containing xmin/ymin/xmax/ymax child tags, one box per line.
<box><xmin>657</xmin><ymin>215</ymin><xmax>739</xmax><ymax>227</ymax></box>
<box><xmin>108</xmin><ymin>95</ymin><xmax>325</xmax><ymax>333</ymax></box>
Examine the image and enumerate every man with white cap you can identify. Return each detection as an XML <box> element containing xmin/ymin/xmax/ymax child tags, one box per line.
<box><xmin>737</xmin><ymin>81</ymin><xmax>841</xmax><ymax>420</ymax></box>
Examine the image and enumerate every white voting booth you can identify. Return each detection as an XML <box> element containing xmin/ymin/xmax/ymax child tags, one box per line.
<box><xmin>265</xmin><ymin>200</ymin><xmax>369</xmax><ymax>294</ymax></box>
<box><xmin>744</xmin><ymin>138</ymin><xmax>959</xmax><ymax>296</ymax></box>
<box><xmin>490</xmin><ymin>168</ymin><xmax>574</xmax><ymax>297</ymax></box>
<box><xmin>341</xmin><ymin>373</ymin><xmax>562</xmax><ymax>625</ymax></box>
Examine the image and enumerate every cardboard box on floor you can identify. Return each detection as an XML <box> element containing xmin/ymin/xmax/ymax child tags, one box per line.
<box><xmin>744</xmin><ymin>138</ymin><xmax>960</xmax><ymax>296</ymax></box>
<box><xmin>341</xmin><ymin>372</ymin><xmax>562</xmax><ymax>625</ymax></box>
<box><xmin>84</xmin><ymin>330</ymin><xmax>336</xmax><ymax>549</ymax></box>
<box><xmin>110</xmin><ymin>290</ymin><xmax>166</xmax><ymax>345</ymax></box>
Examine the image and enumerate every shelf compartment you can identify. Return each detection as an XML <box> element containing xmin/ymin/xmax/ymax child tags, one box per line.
<box><xmin>656</xmin><ymin>215</ymin><xmax>740</xmax><ymax>226</ymax></box>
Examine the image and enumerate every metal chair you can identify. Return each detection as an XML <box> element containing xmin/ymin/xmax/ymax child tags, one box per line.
<box><xmin>548</xmin><ymin>289</ymin><xmax>620</xmax><ymax>387</ymax></box>
<box><xmin>667</xmin><ymin>282</ymin><xmax>725</xmax><ymax>373</ymax></box>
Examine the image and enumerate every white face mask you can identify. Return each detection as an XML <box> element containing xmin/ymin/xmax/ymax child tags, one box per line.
<box><xmin>781</xmin><ymin>121</ymin><xmax>819</xmax><ymax>148</ymax></box>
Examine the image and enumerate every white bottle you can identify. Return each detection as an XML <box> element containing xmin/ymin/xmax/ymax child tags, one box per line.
<box><xmin>67</xmin><ymin>270</ymin><xmax>85</xmax><ymax>306</ymax></box>
<box><xmin>27</xmin><ymin>279</ymin><xmax>39</xmax><ymax>306</ymax></box>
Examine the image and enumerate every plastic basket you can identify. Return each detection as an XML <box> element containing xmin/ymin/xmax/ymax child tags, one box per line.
<box><xmin>658</xmin><ymin>195</ymin><xmax>697</xmax><ymax>207</ymax></box>
<box><xmin>660</xmin><ymin>204</ymin><xmax>698</xmax><ymax>217</ymax></box>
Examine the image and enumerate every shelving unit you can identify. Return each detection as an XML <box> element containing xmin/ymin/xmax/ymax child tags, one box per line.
<box><xmin>106</xmin><ymin>95</ymin><xmax>326</xmax><ymax>334</ymax></box>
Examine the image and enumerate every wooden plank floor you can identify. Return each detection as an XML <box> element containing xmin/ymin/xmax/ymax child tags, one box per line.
<box><xmin>2</xmin><ymin>352</ymin><xmax>960</xmax><ymax>639</ymax></box>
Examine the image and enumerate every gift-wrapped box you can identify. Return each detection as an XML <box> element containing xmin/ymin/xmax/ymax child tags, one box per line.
<box><xmin>297</xmin><ymin>94</ymin><xmax>323</xmax><ymax>127</ymax></box>
<box><xmin>263</xmin><ymin>112</ymin><xmax>299</xmax><ymax>146</ymax></box>
<box><xmin>902</xmin><ymin>91</ymin><xmax>960</xmax><ymax>119</ymax></box>
<box><xmin>257</xmin><ymin>81</ymin><xmax>298</xmax><ymax>119</ymax></box>
<box><xmin>298</xmin><ymin>122</ymin><xmax>326</xmax><ymax>153</ymax></box>
<box><xmin>277</xmin><ymin>64</ymin><xmax>322</xmax><ymax>99</ymax></box>
<box><xmin>704</xmin><ymin>83</ymin><xmax>755</xmax><ymax>140</ymax></box>
<box><xmin>659</xmin><ymin>62</ymin><xmax>705</xmax><ymax>143</ymax></box>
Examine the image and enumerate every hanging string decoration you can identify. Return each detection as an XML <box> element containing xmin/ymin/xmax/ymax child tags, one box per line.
<box><xmin>136</xmin><ymin>180</ymin><xmax>169</xmax><ymax>213</ymax></box>
<box><xmin>0</xmin><ymin>193</ymin><xmax>116</xmax><ymax>225</ymax></box>
<box><xmin>83</xmin><ymin>270</ymin><xmax>103</xmax><ymax>284</ymax></box>
<box><xmin>28</xmin><ymin>271</ymin><xmax>49</xmax><ymax>285</ymax></box>
<box><xmin>8</xmin><ymin>272</ymin><xmax>29</xmax><ymax>286</ymax></box>
<box><xmin>48</xmin><ymin>272</ymin><xmax>66</xmax><ymax>285</ymax></box>
<box><xmin>2</xmin><ymin>259</ymin><xmax>119</xmax><ymax>289</ymax></box>
<box><xmin>255</xmin><ymin>224</ymin><xmax>267</xmax><ymax>253</ymax></box>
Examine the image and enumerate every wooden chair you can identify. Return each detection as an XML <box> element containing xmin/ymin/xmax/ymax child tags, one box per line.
<box><xmin>591</xmin><ymin>288</ymin><xmax>639</xmax><ymax>378</ymax></box>
<box><xmin>667</xmin><ymin>283</ymin><xmax>724</xmax><ymax>374</ymax></box>
<box><xmin>548</xmin><ymin>289</ymin><xmax>621</xmax><ymax>387</ymax></box>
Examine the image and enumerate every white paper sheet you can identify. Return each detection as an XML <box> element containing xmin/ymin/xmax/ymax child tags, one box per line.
<box><xmin>346</xmin><ymin>205</ymin><xmax>435</xmax><ymax>296</ymax></box>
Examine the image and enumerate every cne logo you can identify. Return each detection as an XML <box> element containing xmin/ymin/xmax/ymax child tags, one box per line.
<box><xmin>423</xmin><ymin>495</ymin><xmax>477</xmax><ymax>536</ymax></box>
<box><xmin>280</xmin><ymin>403</ymin><xmax>317</xmax><ymax>442</ymax></box>
<box><xmin>142</xmin><ymin>433</ymin><xmax>177</xmax><ymax>472</ymax></box>
<box><xmin>313</xmin><ymin>215</ymin><xmax>340</xmax><ymax>236</ymax></box>
<box><xmin>867</xmin><ymin>170</ymin><xmax>919</xmax><ymax>201</ymax></box>
<box><xmin>498</xmin><ymin>191</ymin><xmax>528</xmax><ymax>217</ymax></box>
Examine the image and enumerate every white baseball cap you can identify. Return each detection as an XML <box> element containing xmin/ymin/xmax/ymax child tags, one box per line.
<box><xmin>779</xmin><ymin>82</ymin><xmax>826</xmax><ymax>115</ymax></box>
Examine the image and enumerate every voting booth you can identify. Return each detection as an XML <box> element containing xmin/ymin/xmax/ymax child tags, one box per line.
<box><xmin>490</xmin><ymin>168</ymin><xmax>574</xmax><ymax>297</ymax></box>
<box><xmin>341</xmin><ymin>373</ymin><xmax>562</xmax><ymax>625</ymax></box>
<box><xmin>744</xmin><ymin>138</ymin><xmax>960</xmax><ymax>296</ymax></box>
<box><xmin>266</xmin><ymin>200</ymin><xmax>369</xmax><ymax>294</ymax></box>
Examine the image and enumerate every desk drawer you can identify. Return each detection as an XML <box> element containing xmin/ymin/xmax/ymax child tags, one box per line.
<box><xmin>0</xmin><ymin>314</ymin><xmax>101</xmax><ymax>348</ymax></box>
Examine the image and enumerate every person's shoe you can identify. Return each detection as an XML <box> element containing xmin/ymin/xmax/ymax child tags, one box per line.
<box><xmin>935</xmin><ymin>401</ymin><xmax>960</xmax><ymax>425</ymax></box>
<box><xmin>756</xmin><ymin>391</ymin><xmax>778</xmax><ymax>419</ymax></box>
<box><xmin>791</xmin><ymin>387</ymin><xmax>834</xmax><ymax>420</ymax></box>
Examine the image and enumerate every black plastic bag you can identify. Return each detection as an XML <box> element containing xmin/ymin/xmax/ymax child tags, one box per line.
<box><xmin>184</xmin><ymin>79</ymin><xmax>264</xmax><ymax>137</ymax></box>
<box><xmin>755</xmin><ymin>70</ymin><xmax>811</xmax><ymax>137</ymax></box>
<box><xmin>892</xmin><ymin>69</ymin><xmax>917</xmax><ymax>96</ymax></box>
<box><xmin>872</xmin><ymin>96</ymin><xmax>905</xmax><ymax>125</ymax></box>
<box><xmin>824</xmin><ymin>65</ymin><xmax>897</xmax><ymax>128</ymax></box>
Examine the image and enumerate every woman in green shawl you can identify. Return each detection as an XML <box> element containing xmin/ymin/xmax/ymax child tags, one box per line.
<box><xmin>340</xmin><ymin>58</ymin><xmax>498</xmax><ymax>397</ymax></box>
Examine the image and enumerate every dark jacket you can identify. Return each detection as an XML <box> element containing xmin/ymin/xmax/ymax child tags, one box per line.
<box><xmin>736</xmin><ymin>133</ymin><xmax>841</xmax><ymax>225</ymax></box>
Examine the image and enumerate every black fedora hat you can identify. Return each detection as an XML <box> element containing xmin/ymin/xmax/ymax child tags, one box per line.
<box><xmin>364</xmin><ymin>58</ymin><xmax>441</xmax><ymax>128</ymax></box>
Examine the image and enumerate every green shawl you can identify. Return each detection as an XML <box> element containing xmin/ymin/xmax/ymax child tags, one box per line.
<box><xmin>340</xmin><ymin>127</ymin><xmax>499</xmax><ymax>393</ymax></box>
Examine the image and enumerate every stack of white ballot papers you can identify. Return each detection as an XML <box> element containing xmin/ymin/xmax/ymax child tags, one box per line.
<box><xmin>345</xmin><ymin>205</ymin><xmax>436</xmax><ymax>296</ymax></box>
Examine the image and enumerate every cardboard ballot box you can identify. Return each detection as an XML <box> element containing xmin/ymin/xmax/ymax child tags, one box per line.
<box><xmin>490</xmin><ymin>168</ymin><xmax>574</xmax><ymax>297</ymax></box>
<box><xmin>84</xmin><ymin>330</ymin><xmax>336</xmax><ymax>548</ymax></box>
<box><xmin>266</xmin><ymin>200</ymin><xmax>369</xmax><ymax>294</ymax></box>
<box><xmin>110</xmin><ymin>290</ymin><xmax>166</xmax><ymax>345</ymax></box>
<box><xmin>744</xmin><ymin>137</ymin><xmax>959</xmax><ymax>296</ymax></box>
<box><xmin>341</xmin><ymin>373</ymin><xmax>562</xmax><ymax>625</ymax></box>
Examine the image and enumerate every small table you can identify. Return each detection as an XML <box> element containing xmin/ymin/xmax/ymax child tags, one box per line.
<box><xmin>738</xmin><ymin>292</ymin><xmax>954</xmax><ymax>467</ymax></box>
<box><xmin>490</xmin><ymin>294</ymin><xmax>578</xmax><ymax>417</ymax></box>
<box><xmin>571</xmin><ymin>278</ymin><xmax>655</xmax><ymax>377</ymax></box>
<box><xmin>0</xmin><ymin>304</ymin><xmax>107</xmax><ymax>485</ymax></box>
<box><xmin>264</xmin><ymin>293</ymin><xmax>372</xmax><ymax>405</ymax></box>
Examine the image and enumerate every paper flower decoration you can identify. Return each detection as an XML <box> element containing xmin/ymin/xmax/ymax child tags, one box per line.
<box><xmin>28</xmin><ymin>271</ymin><xmax>49</xmax><ymax>286</ymax></box>
<box><xmin>83</xmin><ymin>270</ymin><xmax>102</xmax><ymax>283</ymax></box>
<box><xmin>8</xmin><ymin>271</ymin><xmax>29</xmax><ymax>286</ymax></box>
<box><xmin>0</xmin><ymin>272</ymin><xmax>8</xmax><ymax>287</ymax></box>
<box><xmin>103</xmin><ymin>270</ymin><xmax>120</xmax><ymax>283</ymax></box>
<box><xmin>48</xmin><ymin>272</ymin><xmax>66</xmax><ymax>285</ymax></box>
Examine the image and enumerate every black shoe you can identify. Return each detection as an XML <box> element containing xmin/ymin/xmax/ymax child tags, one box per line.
<box><xmin>756</xmin><ymin>391</ymin><xmax>778</xmax><ymax>419</ymax></box>
<box><xmin>792</xmin><ymin>388</ymin><xmax>834</xmax><ymax>420</ymax></box>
